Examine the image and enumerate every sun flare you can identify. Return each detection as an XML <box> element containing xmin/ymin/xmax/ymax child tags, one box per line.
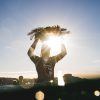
<box><xmin>43</xmin><ymin>35</ymin><xmax>63</xmax><ymax>56</ymax></box>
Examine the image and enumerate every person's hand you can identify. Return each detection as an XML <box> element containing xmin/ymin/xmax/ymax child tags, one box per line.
<box><xmin>31</xmin><ymin>38</ymin><xmax>39</xmax><ymax>49</ymax></box>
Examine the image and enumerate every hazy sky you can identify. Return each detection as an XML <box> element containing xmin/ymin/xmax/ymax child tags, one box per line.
<box><xmin>0</xmin><ymin>0</ymin><xmax>100</xmax><ymax>78</ymax></box>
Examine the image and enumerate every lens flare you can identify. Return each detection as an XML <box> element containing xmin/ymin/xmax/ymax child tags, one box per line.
<box><xmin>57</xmin><ymin>70</ymin><xmax>65</xmax><ymax>86</ymax></box>
<box><xmin>35</xmin><ymin>91</ymin><xmax>44</xmax><ymax>100</ymax></box>
<box><xmin>43</xmin><ymin>35</ymin><xmax>64</xmax><ymax>56</ymax></box>
<box><xmin>94</xmin><ymin>90</ymin><xmax>100</xmax><ymax>96</ymax></box>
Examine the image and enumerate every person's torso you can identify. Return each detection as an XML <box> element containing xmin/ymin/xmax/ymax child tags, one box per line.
<box><xmin>35</xmin><ymin>57</ymin><xmax>56</xmax><ymax>82</ymax></box>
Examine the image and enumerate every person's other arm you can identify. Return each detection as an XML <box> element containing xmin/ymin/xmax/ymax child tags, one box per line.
<box><xmin>53</xmin><ymin>44</ymin><xmax>67</xmax><ymax>62</ymax></box>
<box><xmin>27</xmin><ymin>39</ymin><xmax>39</xmax><ymax>61</ymax></box>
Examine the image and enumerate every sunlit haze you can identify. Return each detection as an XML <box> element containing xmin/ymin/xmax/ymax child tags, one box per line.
<box><xmin>43</xmin><ymin>35</ymin><xmax>65</xmax><ymax>56</ymax></box>
<box><xmin>0</xmin><ymin>0</ymin><xmax>100</xmax><ymax>79</ymax></box>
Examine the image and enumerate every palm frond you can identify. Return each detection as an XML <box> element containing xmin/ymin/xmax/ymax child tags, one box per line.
<box><xmin>27</xmin><ymin>25</ymin><xmax>70</xmax><ymax>41</ymax></box>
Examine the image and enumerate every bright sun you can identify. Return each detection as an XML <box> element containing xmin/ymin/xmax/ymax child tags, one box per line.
<box><xmin>43</xmin><ymin>35</ymin><xmax>67</xmax><ymax>56</ymax></box>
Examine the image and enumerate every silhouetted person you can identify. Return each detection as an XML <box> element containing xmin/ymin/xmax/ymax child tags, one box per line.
<box><xmin>18</xmin><ymin>76</ymin><xmax>24</xmax><ymax>85</ymax></box>
<box><xmin>27</xmin><ymin>38</ymin><xmax>67</xmax><ymax>84</ymax></box>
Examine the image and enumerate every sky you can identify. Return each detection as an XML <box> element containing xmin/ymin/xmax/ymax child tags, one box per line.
<box><xmin>0</xmin><ymin>0</ymin><xmax>100</xmax><ymax>78</ymax></box>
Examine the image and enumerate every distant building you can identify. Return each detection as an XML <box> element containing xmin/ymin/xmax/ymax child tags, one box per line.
<box><xmin>63</xmin><ymin>74</ymin><xmax>82</xmax><ymax>85</ymax></box>
<box><xmin>63</xmin><ymin>74</ymin><xmax>72</xmax><ymax>84</ymax></box>
<box><xmin>0</xmin><ymin>77</ymin><xmax>18</xmax><ymax>85</ymax></box>
<box><xmin>0</xmin><ymin>74</ymin><xmax>85</xmax><ymax>86</ymax></box>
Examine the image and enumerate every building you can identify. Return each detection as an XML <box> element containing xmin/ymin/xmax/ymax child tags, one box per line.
<box><xmin>63</xmin><ymin>74</ymin><xmax>82</xmax><ymax>85</ymax></box>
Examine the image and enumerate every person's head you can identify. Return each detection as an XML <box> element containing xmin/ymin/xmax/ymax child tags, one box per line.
<box><xmin>41</xmin><ymin>44</ymin><xmax>50</xmax><ymax>58</ymax></box>
<box><xmin>19</xmin><ymin>76</ymin><xmax>23</xmax><ymax>82</ymax></box>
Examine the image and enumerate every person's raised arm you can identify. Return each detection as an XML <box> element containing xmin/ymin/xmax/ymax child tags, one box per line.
<box><xmin>53</xmin><ymin>43</ymin><xmax>67</xmax><ymax>62</ymax></box>
<box><xmin>27</xmin><ymin>38</ymin><xmax>39</xmax><ymax>58</ymax></box>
